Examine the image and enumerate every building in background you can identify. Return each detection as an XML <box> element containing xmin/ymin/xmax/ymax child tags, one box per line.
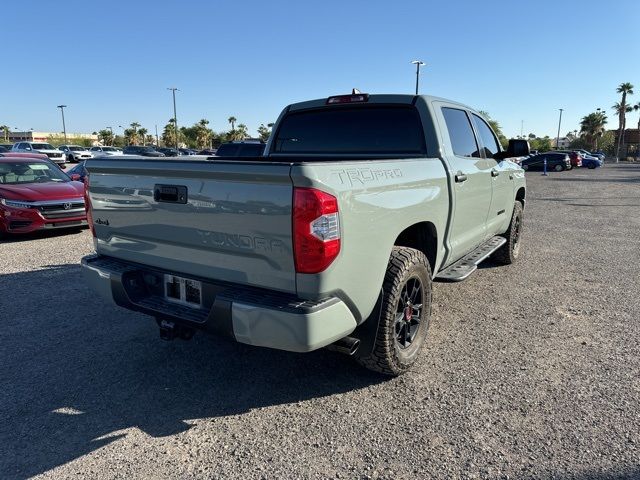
<box><xmin>8</xmin><ymin>131</ymin><xmax>98</xmax><ymax>144</ymax></box>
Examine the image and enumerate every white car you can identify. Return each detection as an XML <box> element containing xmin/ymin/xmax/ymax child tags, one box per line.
<box><xmin>59</xmin><ymin>145</ymin><xmax>93</xmax><ymax>162</ymax></box>
<box><xmin>11</xmin><ymin>141</ymin><xmax>66</xmax><ymax>165</ymax></box>
<box><xmin>89</xmin><ymin>146</ymin><xmax>124</xmax><ymax>158</ymax></box>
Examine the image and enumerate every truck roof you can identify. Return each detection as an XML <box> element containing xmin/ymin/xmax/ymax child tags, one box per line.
<box><xmin>287</xmin><ymin>94</ymin><xmax>475</xmax><ymax>113</ymax></box>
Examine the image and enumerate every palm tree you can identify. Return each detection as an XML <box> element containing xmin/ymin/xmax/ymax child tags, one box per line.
<box><xmin>0</xmin><ymin>125</ymin><xmax>9</xmax><ymax>142</ymax></box>
<box><xmin>633</xmin><ymin>102</ymin><xmax>640</xmax><ymax>160</ymax></box>
<box><xmin>138</xmin><ymin>127</ymin><xmax>148</xmax><ymax>146</ymax></box>
<box><xmin>615</xmin><ymin>82</ymin><xmax>634</xmax><ymax>159</ymax></box>
<box><xmin>579</xmin><ymin>111</ymin><xmax>607</xmax><ymax>150</ymax></box>
<box><xmin>228</xmin><ymin>116</ymin><xmax>237</xmax><ymax>131</ymax></box>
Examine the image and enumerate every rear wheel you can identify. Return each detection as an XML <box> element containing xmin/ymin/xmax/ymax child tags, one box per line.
<box><xmin>554</xmin><ymin>164</ymin><xmax>563</xmax><ymax>172</ymax></box>
<box><xmin>355</xmin><ymin>247</ymin><xmax>432</xmax><ymax>376</ymax></box>
<box><xmin>494</xmin><ymin>202</ymin><xmax>524</xmax><ymax>265</ymax></box>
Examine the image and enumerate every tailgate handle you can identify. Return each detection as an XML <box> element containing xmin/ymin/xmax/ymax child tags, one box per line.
<box><xmin>154</xmin><ymin>184</ymin><xmax>188</xmax><ymax>204</ymax></box>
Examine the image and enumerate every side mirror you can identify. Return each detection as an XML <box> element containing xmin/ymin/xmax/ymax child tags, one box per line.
<box><xmin>506</xmin><ymin>139</ymin><xmax>530</xmax><ymax>157</ymax></box>
<box><xmin>70</xmin><ymin>174</ymin><xmax>81</xmax><ymax>181</ymax></box>
<box><xmin>495</xmin><ymin>139</ymin><xmax>530</xmax><ymax>160</ymax></box>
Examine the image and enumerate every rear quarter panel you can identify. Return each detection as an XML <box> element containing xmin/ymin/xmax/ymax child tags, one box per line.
<box><xmin>291</xmin><ymin>159</ymin><xmax>449</xmax><ymax>323</ymax></box>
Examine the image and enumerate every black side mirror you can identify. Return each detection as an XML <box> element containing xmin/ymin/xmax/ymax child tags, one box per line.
<box><xmin>495</xmin><ymin>139</ymin><xmax>530</xmax><ymax>160</ymax></box>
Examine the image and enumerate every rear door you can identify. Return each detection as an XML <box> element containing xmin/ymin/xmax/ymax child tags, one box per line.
<box><xmin>471</xmin><ymin>113</ymin><xmax>514</xmax><ymax>236</ymax></box>
<box><xmin>437</xmin><ymin>105</ymin><xmax>494</xmax><ymax>263</ymax></box>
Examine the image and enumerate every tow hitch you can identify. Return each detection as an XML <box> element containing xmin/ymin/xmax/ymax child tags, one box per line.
<box><xmin>157</xmin><ymin>318</ymin><xmax>195</xmax><ymax>341</ymax></box>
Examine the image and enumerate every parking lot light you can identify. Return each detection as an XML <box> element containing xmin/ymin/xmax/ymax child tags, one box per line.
<box><xmin>57</xmin><ymin>105</ymin><xmax>68</xmax><ymax>143</ymax></box>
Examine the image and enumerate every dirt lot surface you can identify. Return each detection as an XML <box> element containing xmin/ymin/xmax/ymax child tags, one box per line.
<box><xmin>1</xmin><ymin>163</ymin><xmax>639</xmax><ymax>479</ymax></box>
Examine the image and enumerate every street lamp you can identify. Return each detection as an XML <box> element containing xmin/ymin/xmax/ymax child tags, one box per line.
<box><xmin>167</xmin><ymin>87</ymin><xmax>179</xmax><ymax>150</ymax></box>
<box><xmin>57</xmin><ymin>105</ymin><xmax>68</xmax><ymax>143</ymax></box>
<box><xmin>410</xmin><ymin>60</ymin><xmax>425</xmax><ymax>95</ymax></box>
<box><xmin>556</xmin><ymin>108</ymin><xmax>564</xmax><ymax>150</ymax></box>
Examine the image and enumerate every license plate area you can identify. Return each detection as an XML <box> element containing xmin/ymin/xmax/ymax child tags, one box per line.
<box><xmin>164</xmin><ymin>274</ymin><xmax>202</xmax><ymax>308</ymax></box>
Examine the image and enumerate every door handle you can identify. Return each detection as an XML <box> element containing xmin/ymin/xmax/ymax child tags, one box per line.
<box><xmin>455</xmin><ymin>172</ymin><xmax>468</xmax><ymax>183</ymax></box>
<box><xmin>491</xmin><ymin>169</ymin><xmax>500</xmax><ymax>177</ymax></box>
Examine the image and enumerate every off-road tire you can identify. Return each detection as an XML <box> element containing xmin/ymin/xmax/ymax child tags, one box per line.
<box><xmin>355</xmin><ymin>247</ymin><xmax>432</xmax><ymax>376</ymax></box>
<box><xmin>493</xmin><ymin>201</ymin><xmax>524</xmax><ymax>265</ymax></box>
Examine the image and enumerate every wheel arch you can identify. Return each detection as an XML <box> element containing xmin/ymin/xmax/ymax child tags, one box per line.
<box><xmin>393</xmin><ymin>221</ymin><xmax>438</xmax><ymax>275</ymax></box>
<box><xmin>516</xmin><ymin>186</ymin><xmax>526</xmax><ymax>207</ymax></box>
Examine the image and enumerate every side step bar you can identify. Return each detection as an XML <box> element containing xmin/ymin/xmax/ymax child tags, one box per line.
<box><xmin>435</xmin><ymin>236</ymin><xmax>507</xmax><ymax>282</ymax></box>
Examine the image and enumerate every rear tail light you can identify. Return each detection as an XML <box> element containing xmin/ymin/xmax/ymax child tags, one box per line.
<box><xmin>84</xmin><ymin>174</ymin><xmax>95</xmax><ymax>238</ymax></box>
<box><xmin>293</xmin><ymin>187</ymin><xmax>340</xmax><ymax>273</ymax></box>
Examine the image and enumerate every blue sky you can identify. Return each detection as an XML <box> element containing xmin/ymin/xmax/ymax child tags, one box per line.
<box><xmin>3</xmin><ymin>0</ymin><xmax>639</xmax><ymax>139</ymax></box>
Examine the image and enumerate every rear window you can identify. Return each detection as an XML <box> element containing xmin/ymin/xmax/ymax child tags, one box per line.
<box><xmin>272</xmin><ymin>106</ymin><xmax>426</xmax><ymax>155</ymax></box>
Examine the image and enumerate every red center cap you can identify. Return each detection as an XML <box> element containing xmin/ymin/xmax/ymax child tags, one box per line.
<box><xmin>404</xmin><ymin>305</ymin><xmax>412</xmax><ymax>321</ymax></box>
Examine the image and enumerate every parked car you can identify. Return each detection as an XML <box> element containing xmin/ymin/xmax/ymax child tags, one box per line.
<box><xmin>89</xmin><ymin>146</ymin><xmax>123</xmax><ymax>157</ymax></box>
<box><xmin>81</xmin><ymin>92</ymin><xmax>528</xmax><ymax>376</ymax></box>
<box><xmin>11</xmin><ymin>142</ymin><xmax>66</xmax><ymax>165</ymax></box>
<box><xmin>0</xmin><ymin>144</ymin><xmax>14</xmax><ymax>150</ymax></box>
<box><xmin>179</xmin><ymin>148</ymin><xmax>197</xmax><ymax>156</ymax></box>
<box><xmin>196</xmin><ymin>148</ymin><xmax>217</xmax><ymax>155</ymax></box>
<box><xmin>215</xmin><ymin>141</ymin><xmax>266</xmax><ymax>157</ymax></box>
<box><xmin>66</xmin><ymin>161</ymin><xmax>88</xmax><ymax>182</ymax></box>
<box><xmin>521</xmin><ymin>152</ymin><xmax>571</xmax><ymax>172</ymax></box>
<box><xmin>580</xmin><ymin>157</ymin><xmax>602</xmax><ymax>169</ymax></box>
<box><xmin>556</xmin><ymin>150</ymin><xmax>582</xmax><ymax>168</ymax></box>
<box><xmin>573</xmin><ymin>149</ymin><xmax>602</xmax><ymax>163</ymax></box>
<box><xmin>58</xmin><ymin>145</ymin><xmax>93</xmax><ymax>162</ymax></box>
<box><xmin>0</xmin><ymin>146</ymin><xmax>9</xmax><ymax>152</ymax></box>
<box><xmin>122</xmin><ymin>145</ymin><xmax>166</xmax><ymax>157</ymax></box>
<box><xmin>156</xmin><ymin>147</ymin><xmax>180</xmax><ymax>156</ymax></box>
<box><xmin>0</xmin><ymin>156</ymin><xmax>86</xmax><ymax>237</ymax></box>
<box><xmin>591</xmin><ymin>150</ymin><xmax>606</xmax><ymax>161</ymax></box>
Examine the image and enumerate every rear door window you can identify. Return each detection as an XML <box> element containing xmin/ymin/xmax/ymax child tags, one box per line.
<box><xmin>272</xmin><ymin>105</ymin><xmax>426</xmax><ymax>155</ymax></box>
<box><xmin>441</xmin><ymin>108</ymin><xmax>480</xmax><ymax>158</ymax></box>
<box><xmin>471</xmin><ymin>114</ymin><xmax>501</xmax><ymax>158</ymax></box>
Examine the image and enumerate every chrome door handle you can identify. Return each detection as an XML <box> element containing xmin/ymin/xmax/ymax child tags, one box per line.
<box><xmin>491</xmin><ymin>169</ymin><xmax>500</xmax><ymax>177</ymax></box>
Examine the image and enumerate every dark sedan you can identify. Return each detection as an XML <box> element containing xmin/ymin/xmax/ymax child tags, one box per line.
<box><xmin>122</xmin><ymin>145</ymin><xmax>166</xmax><ymax>157</ymax></box>
<box><xmin>521</xmin><ymin>152</ymin><xmax>571</xmax><ymax>172</ymax></box>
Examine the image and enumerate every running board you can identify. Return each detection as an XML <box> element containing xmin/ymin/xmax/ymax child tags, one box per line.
<box><xmin>435</xmin><ymin>236</ymin><xmax>507</xmax><ymax>282</ymax></box>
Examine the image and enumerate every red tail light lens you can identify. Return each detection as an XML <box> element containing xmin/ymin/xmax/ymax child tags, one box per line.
<box><xmin>326</xmin><ymin>94</ymin><xmax>369</xmax><ymax>105</ymax></box>
<box><xmin>84</xmin><ymin>174</ymin><xmax>95</xmax><ymax>238</ymax></box>
<box><xmin>293</xmin><ymin>187</ymin><xmax>340</xmax><ymax>273</ymax></box>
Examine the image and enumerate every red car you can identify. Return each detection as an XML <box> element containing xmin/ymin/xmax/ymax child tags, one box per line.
<box><xmin>557</xmin><ymin>150</ymin><xmax>582</xmax><ymax>168</ymax></box>
<box><xmin>0</xmin><ymin>156</ymin><xmax>87</xmax><ymax>237</ymax></box>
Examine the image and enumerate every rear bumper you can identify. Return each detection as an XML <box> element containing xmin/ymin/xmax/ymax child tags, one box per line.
<box><xmin>81</xmin><ymin>254</ymin><xmax>357</xmax><ymax>352</ymax></box>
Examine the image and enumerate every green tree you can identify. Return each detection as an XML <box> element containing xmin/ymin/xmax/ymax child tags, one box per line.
<box><xmin>162</xmin><ymin>118</ymin><xmax>184</xmax><ymax>147</ymax></box>
<box><xmin>97</xmin><ymin>129</ymin><xmax>114</xmax><ymax>146</ymax></box>
<box><xmin>579</xmin><ymin>111</ymin><xmax>608</xmax><ymax>150</ymax></box>
<box><xmin>614</xmin><ymin>82</ymin><xmax>634</xmax><ymax>158</ymax></box>
<box><xmin>478</xmin><ymin>111</ymin><xmax>508</xmax><ymax>148</ymax></box>
<box><xmin>0</xmin><ymin>125</ymin><xmax>9</xmax><ymax>142</ymax></box>
<box><xmin>257</xmin><ymin>123</ymin><xmax>274</xmax><ymax>142</ymax></box>
<box><xmin>194</xmin><ymin>119</ymin><xmax>212</xmax><ymax>149</ymax></box>
<box><xmin>228</xmin><ymin>116</ymin><xmax>237</xmax><ymax>130</ymax></box>
<box><xmin>138</xmin><ymin>127</ymin><xmax>148</xmax><ymax>146</ymax></box>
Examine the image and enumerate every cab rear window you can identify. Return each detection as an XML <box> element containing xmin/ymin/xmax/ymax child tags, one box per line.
<box><xmin>272</xmin><ymin>106</ymin><xmax>426</xmax><ymax>155</ymax></box>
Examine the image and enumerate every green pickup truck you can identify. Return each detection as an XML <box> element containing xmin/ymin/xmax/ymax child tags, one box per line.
<box><xmin>81</xmin><ymin>93</ymin><xmax>528</xmax><ymax>375</ymax></box>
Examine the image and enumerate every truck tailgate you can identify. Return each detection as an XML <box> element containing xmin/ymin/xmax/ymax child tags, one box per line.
<box><xmin>85</xmin><ymin>158</ymin><xmax>296</xmax><ymax>293</ymax></box>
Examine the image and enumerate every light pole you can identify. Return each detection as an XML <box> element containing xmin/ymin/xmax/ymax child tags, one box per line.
<box><xmin>410</xmin><ymin>60</ymin><xmax>425</xmax><ymax>95</ymax></box>
<box><xmin>57</xmin><ymin>105</ymin><xmax>68</xmax><ymax>143</ymax></box>
<box><xmin>155</xmin><ymin>124</ymin><xmax>159</xmax><ymax>146</ymax></box>
<box><xmin>556</xmin><ymin>108</ymin><xmax>563</xmax><ymax>150</ymax></box>
<box><xmin>167</xmin><ymin>87</ymin><xmax>179</xmax><ymax>150</ymax></box>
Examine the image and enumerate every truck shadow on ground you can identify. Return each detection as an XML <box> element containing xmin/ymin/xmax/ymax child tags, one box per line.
<box><xmin>0</xmin><ymin>264</ymin><xmax>384</xmax><ymax>479</ymax></box>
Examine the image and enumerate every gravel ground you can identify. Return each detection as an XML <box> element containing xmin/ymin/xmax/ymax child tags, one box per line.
<box><xmin>1</xmin><ymin>163</ymin><xmax>639</xmax><ymax>480</ymax></box>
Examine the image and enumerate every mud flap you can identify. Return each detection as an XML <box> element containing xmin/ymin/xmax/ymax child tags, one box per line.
<box><xmin>352</xmin><ymin>289</ymin><xmax>383</xmax><ymax>360</ymax></box>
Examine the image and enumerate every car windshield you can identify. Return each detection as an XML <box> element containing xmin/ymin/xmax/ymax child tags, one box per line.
<box><xmin>69</xmin><ymin>146</ymin><xmax>84</xmax><ymax>151</ymax></box>
<box><xmin>0</xmin><ymin>161</ymin><xmax>70</xmax><ymax>184</ymax></box>
<box><xmin>103</xmin><ymin>147</ymin><xmax>117</xmax><ymax>152</ymax></box>
<box><xmin>31</xmin><ymin>143</ymin><xmax>56</xmax><ymax>150</ymax></box>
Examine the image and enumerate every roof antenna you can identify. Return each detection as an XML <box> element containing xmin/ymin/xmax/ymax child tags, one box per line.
<box><xmin>352</xmin><ymin>88</ymin><xmax>361</xmax><ymax>94</ymax></box>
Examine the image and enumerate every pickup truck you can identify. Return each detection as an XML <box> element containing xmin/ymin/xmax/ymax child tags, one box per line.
<box><xmin>81</xmin><ymin>93</ymin><xmax>528</xmax><ymax>376</ymax></box>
